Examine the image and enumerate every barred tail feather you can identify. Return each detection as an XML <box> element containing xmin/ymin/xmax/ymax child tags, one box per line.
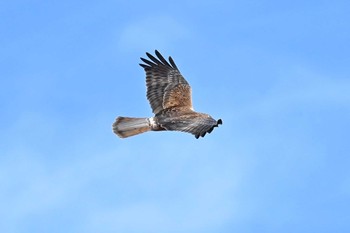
<box><xmin>113</xmin><ymin>117</ymin><xmax>151</xmax><ymax>138</ymax></box>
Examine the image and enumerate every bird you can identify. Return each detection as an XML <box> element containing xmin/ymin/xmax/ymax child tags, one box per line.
<box><xmin>112</xmin><ymin>50</ymin><xmax>222</xmax><ymax>139</ymax></box>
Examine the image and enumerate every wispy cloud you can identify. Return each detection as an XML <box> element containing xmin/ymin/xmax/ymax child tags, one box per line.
<box><xmin>0</xmin><ymin>110</ymin><xmax>244</xmax><ymax>232</ymax></box>
<box><xmin>235</xmin><ymin>65</ymin><xmax>350</xmax><ymax>118</ymax></box>
<box><xmin>118</xmin><ymin>16</ymin><xmax>191</xmax><ymax>51</ymax></box>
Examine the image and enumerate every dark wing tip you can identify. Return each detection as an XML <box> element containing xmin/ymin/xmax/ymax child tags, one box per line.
<box><xmin>207</xmin><ymin>127</ymin><xmax>214</xmax><ymax>134</ymax></box>
<box><xmin>168</xmin><ymin>56</ymin><xmax>178</xmax><ymax>70</ymax></box>
<box><xmin>194</xmin><ymin>118</ymin><xmax>222</xmax><ymax>139</ymax></box>
<box><xmin>139</xmin><ymin>63</ymin><xmax>150</xmax><ymax>69</ymax></box>
<box><xmin>154</xmin><ymin>49</ymin><xmax>161</xmax><ymax>57</ymax></box>
<box><xmin>217</xmin><ymin>119</ymin><xmax>223</xmax><ymax>125</ymax></box>
<box><xmin>155</xmin><ymin>50</ymin><xmax>172</xmax><ymax>67</ymax></box>
<box><xmin>139</xmin><ymin>50</ymin><xmax>178</xmax><ymax>71</ymax></box>
<box><xmin>140</xmin><ymin>57</ymin><xmax>155</xmax><ymax>66</ymax></box>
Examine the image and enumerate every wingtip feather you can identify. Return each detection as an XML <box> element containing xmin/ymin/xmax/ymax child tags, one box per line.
<box><xmin>168</xmin><ymin>56</ymin><xmax>178</xmax><ymax>69</ymax></box>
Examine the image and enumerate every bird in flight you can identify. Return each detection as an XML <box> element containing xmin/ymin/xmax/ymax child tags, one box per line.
<box><xmin>113</xmin><ymin>50</ymin><xmax>222</xmax><ymax>139</ymax></box>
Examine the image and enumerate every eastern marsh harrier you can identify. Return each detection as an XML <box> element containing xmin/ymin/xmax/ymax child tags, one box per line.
<box><xmin>113</xmin><ymin>50</ymin><xmax>222</xmax><ymax>139</ymax></box>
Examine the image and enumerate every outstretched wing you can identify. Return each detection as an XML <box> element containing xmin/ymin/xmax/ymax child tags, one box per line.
<box><xmin>158</xmin><ymin>112</ymin><xmax>223</xmax><ymax>139</ymax></box>
<box><xmin>140</xmin><ymin>50</ymin><xmax>193</xmax><ymax>115</ymax></box>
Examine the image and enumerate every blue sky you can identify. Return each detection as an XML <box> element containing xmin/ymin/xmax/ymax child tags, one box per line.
<box><xmin>1</xmin><ymin>0</ymin><xmax>350</xmax><ymax>232</ymax></box>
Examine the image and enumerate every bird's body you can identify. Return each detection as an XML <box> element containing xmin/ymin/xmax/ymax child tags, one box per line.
<box><xmin>113</xmin><ymin>50</ymin><xmax>222</xmax><ymax>139</ymax></box>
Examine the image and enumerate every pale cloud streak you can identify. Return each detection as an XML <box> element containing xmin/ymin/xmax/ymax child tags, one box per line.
<box><xmin>118</xmin><ymin>16</ymin><xmax>191</xmax><ymax>51</ymax></box>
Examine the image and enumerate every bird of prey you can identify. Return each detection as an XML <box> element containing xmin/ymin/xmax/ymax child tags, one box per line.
<box><xmin>112</xmin><ymin>50</ymin><xmax>222</xmax><ymax>139</ymax></box>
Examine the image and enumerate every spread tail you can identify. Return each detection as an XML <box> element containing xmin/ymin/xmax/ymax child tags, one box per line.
<box><xmin>112</xmin><ymin>117</ymin><xmax>151</xmax><ymax>138</ymax></box>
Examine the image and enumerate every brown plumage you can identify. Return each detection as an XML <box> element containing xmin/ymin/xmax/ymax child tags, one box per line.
<box><xmin>113</xmin><ymin>50</ymin><xmax>222</xmax><ymax>139</ymax></box>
